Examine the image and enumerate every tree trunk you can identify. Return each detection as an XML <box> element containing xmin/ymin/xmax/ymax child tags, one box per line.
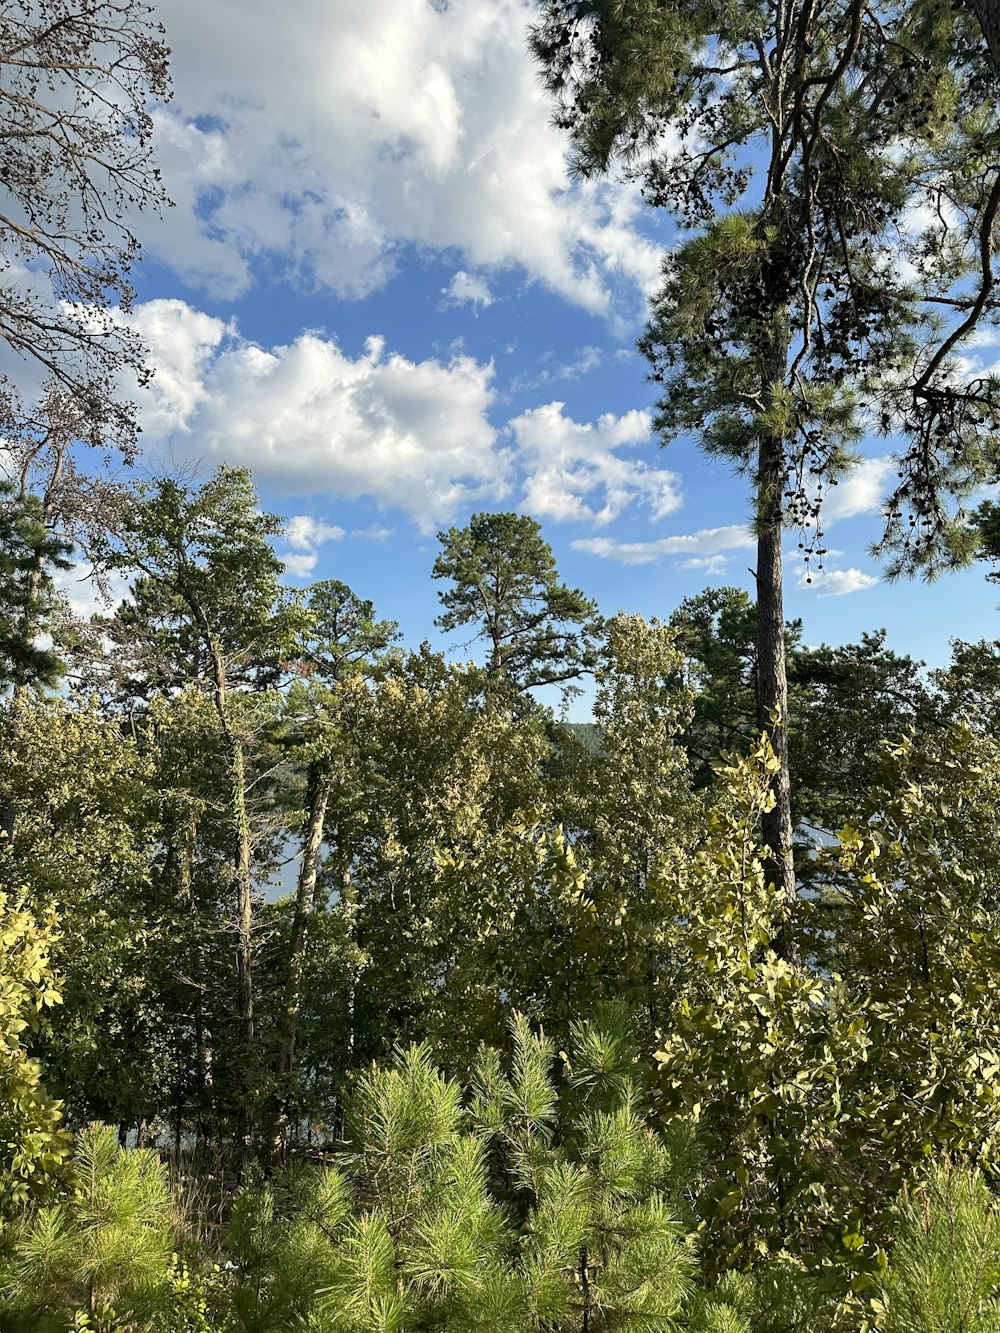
<box><xmin>230</xmin><ymin>736</ymin><xmax>255</xmax><ymax>1079</ymax></box>
<box><xmin>755</xmin><ymin>431</ymin><xmax>798</xmax><ymax>963</ymax></box>
<box><xmin>178</xmin><ymin>811</ymin><xmax>214</xmax><ymax>1153</ymax></box>
<box><xmin>203</xmin><ymin>633</ymin><xmax>256</xmax><ymax>1148</ymax></box>
<box><xmin>265</xmin><ymin>762</ymin><xmax>330</xmax><ymax>1164</ymax></box>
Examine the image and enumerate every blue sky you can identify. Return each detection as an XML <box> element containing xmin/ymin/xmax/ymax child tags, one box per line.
<box><xmin>88</xmin><ymin>0</ymin><xmax>999</xmax><ymax>698</ymax></box>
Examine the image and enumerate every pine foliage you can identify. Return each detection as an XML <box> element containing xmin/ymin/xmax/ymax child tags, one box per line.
<box><xmin>0</xmin><ymin>1124</ymin><xmax>172</xmax><ymax>1330</ymax></box>
<box><xmin>225</xmin><ymin>1009</ymin><xmax>711</xmax><ymax>1332</ymax></box>
<box><xmin>876</xmin><ymin>1163</ymin><xmax>1000</xmax><ymax>1333</ymax></box>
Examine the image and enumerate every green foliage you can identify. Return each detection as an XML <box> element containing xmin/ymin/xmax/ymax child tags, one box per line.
<box><xmin>648</xmin><ymin>740</ymin><xmax>876</xmax><ymax>1283</ymax></box>
<box><xmin>789</xmin><ymin>631</ymin><xmax>932</xmax><ymax>841</ymax></box>
<box><xmin>227</xmin><ymin>1012</ymin><xmax>704</xmax><ymax>1332</ymax></box>
<box><xmin>433</xmin><ymin>511</ymin><xmax>599</xmax><ymax>693</ymax></box>
<box><xmin>0</xmin><ymin>889</ymin><xmax>70</xmax><ymax>1214</ymax></box>
<box><xmin>827</xmin><ymin>726</ymin><xmax>1000</xmax><ymax>1187</ymax></box>
<box><xmin>0</xmin><ymin>699</ymin><xmax>164</xmax><ymax>1126</ymax></box>
<box><xmin>533</xmin><ymin>0</ymin><xmax>1000</xmax><ymax>574</ymax></box>
<box><xmin>0</xmin><ymin>1125</ymin><xmax>172</xmax><ymax>1332</ymax></box>
<box><xmin>299</xmin><ymin>579</ymin><xmax>400</xmax><ymax>683</ymax></box>
<box><xmin>0</xmin><ymin>482</ymin><xmax>71</xmax><ymax>692</ymax></box>
<box><xmin>103</xmin><ymin>465</ymin><xmax>307</xmax><ymax>694</ymax></box>
<box><xmin>876</xmin><ymin>1163</ymin><xmax>1000</xmax><ymax>1333</ymax></box>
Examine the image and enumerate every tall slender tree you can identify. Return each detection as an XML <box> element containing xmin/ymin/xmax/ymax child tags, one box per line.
<box><xmin>99</xmin><ymin>466</ymin><xmax>307</xmax><ymax>1145</ymax></box>
<box><xmin>266</xmin><ymin>581</ymin><xmax>399</xmax><ymax>1161</ymax></box>
<box><xmin>532</xmin><ymin>0</ymin><xmax>1000</xmax><ymax>938</ymax></box>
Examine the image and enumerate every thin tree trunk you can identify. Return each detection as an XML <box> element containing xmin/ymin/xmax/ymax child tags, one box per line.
<box><xmin>265</xmin><ymin>763</ymin><xmax>330</xmax><ymax>1164</ymax></box>
<box><xmin>230</xmin><ymin>736</ymin><xmax>255</xmax><ymax>1093</ymax></box>
<box><xmin>202</xmin><ymin>633</ymin><xmax>256</xmax><ymax>1152</ymax></box>
<box><xmin>179</xmin><ymin>812</ymin><xmax>214</xmax><ymax>1153</ymax></box>
<box><xmin>755</xmin><ymin>430</ymin><xmax>798</xmax><ymax>963</ymax></box>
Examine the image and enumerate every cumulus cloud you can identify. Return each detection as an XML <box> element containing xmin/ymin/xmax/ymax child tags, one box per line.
<box><xmin>130</xmin><ymin>301</ymin><xmax>508</xmax><ymax>531</ymax></box>
<box><xmin>821</xmin><ymin>457</ymin><xmax>895</xmax><ymax>522</ymax></box>
<box><xmin>281</xmin><ymin>551</ymin><xmax>321</xmax><ymax>578</ymax></box>
<box><xmin>512</xmin><ymin>403</ymin><xmax>681</xmax><ymax>527</ymax></box>
<box><xmin>142</xmin><ymin>0</ymin><xmax>664</xmax><ymax>319</ymax></box>
<box><xmin>441</xmin><ymin>271</ymin><xmax>493</xmax><ymax>309</ymax></box>
<box><xmin>279</xmin><ymin>514</ymin><xmax>346</xmax><ymax>579</ymax></box>
<box><xmin>127</xmin><ymin>299</ymin><xmax>688</xmax><ymax>536</ymax></box>
<box><xmin>284</xmin><ymin>516</ymin><xmax>346</xmax><ymax>550</ymax></box>
<box><xmin>795</xmin><ymin>566</ymin><xmax>879</xmax><ymax>597</ymax></box>
<box><xmin>573</xmin><ymin>524</ymin><xmax>755</xmax><ymax>566</ymax></box>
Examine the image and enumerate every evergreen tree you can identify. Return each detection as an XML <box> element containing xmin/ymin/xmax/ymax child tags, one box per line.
<box><xmin>532</xmin><ymin>0</ymin><xmax>1000</xmax><ymax>942</ymax></box>
<box><xmin>0</xmin><ymin>1125</ymin><xmax>172</xmax><ymax>1333</ymax></box>
<box><xmin>433</xmin><ymin>511</ymin><xmax>599</xmax><ymax>694</ymax></box>
<box><xmin>0</xmin><ymin>482</ymin><xmax>70</xmax><ymax>695</ymax></box>
<box><xmin>876</xmin><ymin>1163</ymin><xmax>1000</xmax><ymax>1333</ymax></box>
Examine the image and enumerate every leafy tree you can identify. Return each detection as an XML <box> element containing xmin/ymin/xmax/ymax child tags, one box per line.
<box><xmin>828</xmin><ymin>726</ymin><xmax>1000</xmax><ymax>1193</ymax></box>
<box><xmin>0</xmin><ymin>888</ymin><xmax>70</xmax><ymax>1218</ymax></box>
<box><xmin>532</xmin><ymin>0</ymin><xmax>1000</xmax><ymax>937</ymax></box>
<box><xmin>543</xmin><ymin>614</ymin><xmax>698</xmax><ymax>1037</ymax></box>
<box><xmin>433</xmin><ymin>511</ymin><xmax>599</xmax><ymax>694</ymax></box>
<box><xmin>98</xmin><ymin>467</ymin><xmax>308</xmax><ymax>1142</ymax></box>
<box><xmin>633</xmin><ymin>722</ymin><xmax>1000</xmax><ymax>1301</ymax></box>
<box><xmin>335</xmin><ymin>650</ymin><xmax>550</xmax><ymax>1070</ymax></box>
<box><xmin>0</xmin><ymin>699</ymin><xmax>164</xmax><ymax>1131</ymax></box>
<box><xmin>0</xmin><ymin>1</ymin><xmax>170</xmax><ymax>450</ymax></box>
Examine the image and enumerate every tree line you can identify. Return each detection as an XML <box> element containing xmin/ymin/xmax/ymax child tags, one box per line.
<box><xmin>6</xmin><ymin>0</ymin><xmax>1000</xmax><ymax>1325</ymax></box>
<box><xmin>5</xmin><ymin>464</ymin><xmax>1000</xmax><ymax>1327</ymax></box>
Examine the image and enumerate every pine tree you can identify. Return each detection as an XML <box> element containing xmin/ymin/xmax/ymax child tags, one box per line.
<box><xmin>0</xmin><ymin>1125</ymin><xmax>172</xmax><ymax>1333</ymax></box>
<box><xmin>433</xmin><ymin>511</ymin><xmax>599</xmax><ymax>695</ymax></box>
<box><xmin>876</xmin><ymin>1163</ymin><xmax>1000</xmax><ymax>1333</ymax></box>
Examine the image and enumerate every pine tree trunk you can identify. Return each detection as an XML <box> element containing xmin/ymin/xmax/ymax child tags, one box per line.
<box><xmin>755</xmin><ymin>431</ymin><xmax>798</xmax><ymax>963</ymax></box>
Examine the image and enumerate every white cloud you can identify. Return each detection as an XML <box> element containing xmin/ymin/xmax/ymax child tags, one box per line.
<box><xmin>128</xmin><ymin>300</ymin><xmax>690</xmax><ymax>536</ymax></box>
<box><xmin>131</xmin><ymin>302</ymin><xmax>508</xmax><ymax>531</ymax></box>
<box><xmin>284</xmin><ymin>515</ymin><xmax>346</xmax><ymax>550</ymax></box>
<box><xmin>280</xmin><ymin>514</ymin><xmax>346</xmax><ymax>579</ymax></box>
<box><xmin>442</xmin><ymin>271</ymin><xmax>493</xmax><ymax>309</ymax></box>
<box><xmin>511</xmin><ymin>402</ymin><xmax>681</xmax><ymax>527</ymax></box>
<box><xmin>281</xmin><ymin>551</ymin><xmax>319</xmax><ymax>578</ymax></box>
<box><xmin>573</xmin><ymin>524</ymin><xmax>755</xmax><ymax>566</ymax></box>
<box><xmin>562</xmin><ymin>346</ymin><xmax>603</xmax><ymax>378</ymax></box>
<box><xmin>128</xmin><ymin>299</ymin><xmax>233</xmax><ymax>435</ymax></box>
<box><xmin>142</xmin><ymin>0</ymin><xmax>664</xmax><ymax>319</ymax></box>
<box><xmin>795</xmin><ymin>566</ymin><xmax>879</xmax><ymax>597</ymax></box>
<box><xmin>677</xmin><ymin>554</ymin><xmax>729</xmax><ymax>573</ymax></box>
<box><xmin>821</xmin><ymin>457</ymin><xmax>895</xmax><ymax>522</ymax></box>
<box><xmin>351</xmin><ymin>523</ymin><xmax>394</xmax><ymax>540</ymax></box>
